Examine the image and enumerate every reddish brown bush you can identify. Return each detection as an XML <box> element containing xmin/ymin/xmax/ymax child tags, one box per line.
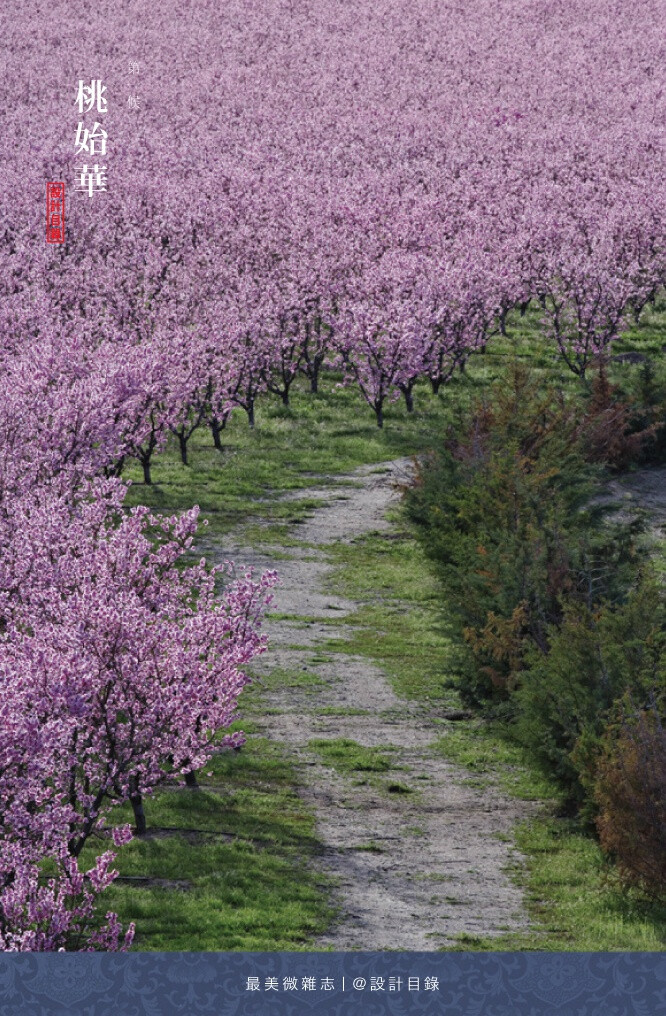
<box><xmin>593</xmin><ymin>705</ymin><xmax>666</xmax><ymax>900</ymax></box>
<box><xmin>580</xmin><ymin>365</ymin><xmax>659</xmax><ymax>469</ymax></box>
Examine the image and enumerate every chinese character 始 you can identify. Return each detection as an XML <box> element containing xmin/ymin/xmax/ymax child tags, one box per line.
<box><xmin>75</xmin><ymin>121</ymin><xmax>108</xmax><ymax>156</ymax></box>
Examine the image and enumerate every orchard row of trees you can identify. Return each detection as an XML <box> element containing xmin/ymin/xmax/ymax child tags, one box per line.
<box><xmin>0</xmin><ymin>334</ymin><xmax>277</xmax><ymax>949</ymax></box>
<box><xmin>1</xmin><ymin>2</ymin><xmax>665</xmax><ymax>453</ymax></box>
<box><xmin>1</xmin><ymin>0</ymin><xmax>665</xmax><ymax>946</ymax></box>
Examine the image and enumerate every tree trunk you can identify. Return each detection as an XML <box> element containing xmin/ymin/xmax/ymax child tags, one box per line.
<box><xmin>375</xmin><ymin>403</ymin><xmax>384</xmax><ymax>428</ymax></box>
<box><xmin>129</xmin><ymin>778</ymin><xmax>147</xmax><ymax>835</ymax></box>
<box><xmin>246</xmin><ymin>402</ymin><xmax>255</xmax><ymax>429</ymax></box>
<box><xmin>178</xmin><ymin>432</ymin><xmax>188</xmax><ymax>466</ymax></box>
<box><xmin>210</xmin><ymin>418</ymin><xmax>224</xmax><ymax>451</ymax></box>
<box><xmin>402</xmin><ymin>386</ymin><xmax>415</xmax><ymax>413</ymax></box>
<box><xmin>310</xmin><ymin>365</ymin><xmax>319</xmax><ymax>394</ymax></box>
<box><xmin>184</xmin><ymin>771</ymin><xmax>199</xmax><ymax>789</ymax></box>
<box><xmin>141</xmin><ymin>456</ymin><xmax>152</xmax><ymax>485</ymax></box>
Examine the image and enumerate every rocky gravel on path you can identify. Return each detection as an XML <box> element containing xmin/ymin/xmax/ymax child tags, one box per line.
<box><xmin>201</xmin><ymin>459</ymin><xmax>539</xmax><ymax>950</ymax></box>
<box><xmin>604</xmin><ymin>464</ymin><xmax>666</xmax><ymax>544</ymax></box>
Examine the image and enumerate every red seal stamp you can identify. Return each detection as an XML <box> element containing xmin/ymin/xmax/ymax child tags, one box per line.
<box><xmin>46</xmin><ymin>182</ymin><xmax>65</xmax><ymax>243</ymax></box>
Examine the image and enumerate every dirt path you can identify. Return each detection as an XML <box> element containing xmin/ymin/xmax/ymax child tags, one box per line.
<box><xmin>604</xmin><ymin>465</ymin><xmax>666</xmax><ymax>545</ymax></box>
<box><xmin>201</xmin><ymin>460</ymin><xmax>539</xmax><ymax>949</ymax></box>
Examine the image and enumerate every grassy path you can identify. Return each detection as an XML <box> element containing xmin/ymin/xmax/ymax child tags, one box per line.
<box><xmin>111</xmin><ymin>319</ymin><xmax>666</xmax><ymax>950</ymax></box>
<box><xmin>200</xmin><ymin>459</ymin><xmax>539</xmax><ymax>949</ymax></box>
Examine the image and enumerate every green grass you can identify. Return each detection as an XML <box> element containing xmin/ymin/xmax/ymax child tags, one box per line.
<box><xmin>307</xmin><ymin>737</ymin><xmax>398</xmax><ymax>774</ymax></box>
<box><xmin>510</xmin><ymin>819</ymin><xmax>666</xmax><ymax>950</ymax></box>
<box><xmin>323</xmin><ymin>532</ymin><xmax>459</xmax><ymax>704</ymax></box>
<box><xmin>122</xmin><ymin>370</ymin><xmax>453</xmax><ymax>534</ymax></box>
<box><xmin>82</xmin><ymin>734</ymin><xmax>335</xmax><ymax>951</ymax></box>
<box><xmin>315</xmin><ymin>706</ymin><xmax>369</xmax><ymax>717</ymax></box>
<box><xmin>448</xmin><ymin>816</ymin><xmax>666</xmax><ymax>951</ymax></box>
<box><xmin>431</xmin><ymin>723</ymin><xmax>557</xmax><ymax>802</ymax></box>
<box><xmin>242</xmin><ymin>665</ymin><xmax>326</xmax><ymax>707</ymax></box>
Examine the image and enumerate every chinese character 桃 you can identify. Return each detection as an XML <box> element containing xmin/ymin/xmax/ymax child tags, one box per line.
<box><xmin>75</xmin><ymin>79</ymin><xmax>108</xmax><ymax>114</ymax></box>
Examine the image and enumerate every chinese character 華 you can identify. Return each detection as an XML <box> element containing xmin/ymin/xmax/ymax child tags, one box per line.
<box><xmin>77</xmin><ymin>163</ymin><xmax>107</xmax><ymax>197</ymax></box>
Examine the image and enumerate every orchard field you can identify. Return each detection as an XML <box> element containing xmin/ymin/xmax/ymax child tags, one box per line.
<box><xmin>0</xmin><ymin>0</ymin><xmax>665</xmax><ymax>951</ymax></box>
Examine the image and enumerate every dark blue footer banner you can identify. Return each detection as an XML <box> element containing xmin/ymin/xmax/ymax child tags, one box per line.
<box><xmin>0</xmin><ymin>953</ymin><xmax>662</xmax><ymax>1015</ymax></box>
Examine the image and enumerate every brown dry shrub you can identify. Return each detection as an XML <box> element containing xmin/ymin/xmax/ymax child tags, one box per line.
<box><xmin>580</xmin><ymin>365</ymin><xmax>659</xmax><ymax>469</ymax></box>
<box><xmin>592</xmin><ymin>705</ymin><xmax>666</xmax><ymax>900</ymax></box>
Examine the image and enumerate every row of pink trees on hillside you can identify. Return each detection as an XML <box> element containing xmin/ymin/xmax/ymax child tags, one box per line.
<box><xmin>1</xmin><ymin>0</ymin><xmax>666</xmax><ymax>948</ymax></box>
<box><xmin>0</xmin><ymin>309</ymin><xmax>276</xmax><ymax>950</ymax></box>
